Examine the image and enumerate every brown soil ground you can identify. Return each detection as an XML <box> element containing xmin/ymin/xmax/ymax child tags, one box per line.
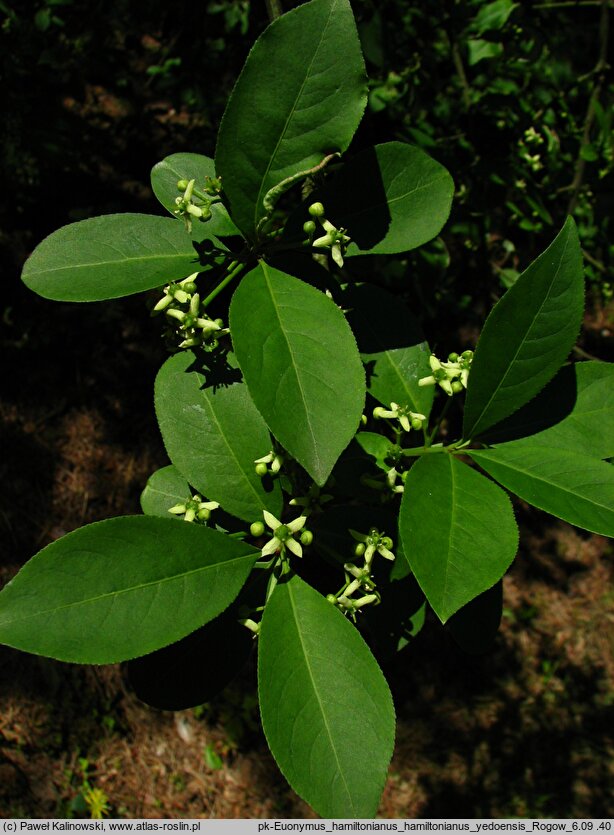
<box><xmin>1</xmin><ymin>262</ymin><xmax>613</xmax><ymax>820</ymax></box>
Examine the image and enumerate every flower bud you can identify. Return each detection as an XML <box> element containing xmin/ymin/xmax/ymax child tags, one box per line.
<box><xmin>250</xmin><ymin>521</ymin><xmax>265</xmax><ymax>537</ymax></box>
<box><xmin>255</xmin><ymin>462</ymin><xmax>269</xmax><ymax>477</ymax></box>
<box><xmin>308</xmin><ymin>202</ymin><xmax>325</xmax><ymax>218</ymax></box>
<box><xmin>177</xmin><ymin>179</ymin><xmax>189</xmax><ymax>191</ymax></box>
<box><xmin>354</xmin><ymin>542</ymin><xmax>366</xmax><ymax>558</ymax></box>
<box><xmin>451</xmin><ymin>380</ymin><xmax>463</xmax><ymax>393</ymax></box>
<box><xmin>300</xmin><ymin>530</ymin><xmax>313</xmax><ymax>546</ymax></box>
<box><xmin>411</xmin><ymin>417</ymin><xmax>423</xmax><ymax>431</ymax></box>
<box><xmin>303</xmin><ymin>220</ymin><xmax>316</xmax><ymax>236</ymax></box>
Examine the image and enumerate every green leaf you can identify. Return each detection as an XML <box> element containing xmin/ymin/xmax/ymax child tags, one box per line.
<box><xmin>151</xmin><ymin>153</ymin><xmax>240</xmax><ymax>238</ymax></box>
<box><xmin>140</xmin><ymin>465</ymin><xmax>191</xmax><ymax>519</ymax></box>
<box><xmin>478</xmin><ymin>361</ymin><xmax>614</xmax><ymax>458</ymax></box>
<box><xmin>0</xmin><ymin>516</ymin><xmax>258</xmax><ymax>664</ymax></box>
<box><xmin>355</xmin><ymin>432</ymin><xmax>397</xmax><ymax>471</ymax></box>
<box><xmin>463</xmin><ymin>218</ymin><xmax>584</xmax><ymax>440</ymax></box>
<box><xmin>21</xmin><ymin>214</ymin><xmax>201</xmax><ymax>302</ymax></box>
<box><xmin>469</xmin><ymin>445</ymin><xmax>614</xmax><ymax>537</ymax></box>
<box><xmin>466</xmin><ymin>39</ymin><xmax>503</xmax><ymax>66</ymax></box>
<box><xmin>126</xmin><ymin>609</ymin><xmax>252</xmax><ymax>711</ymax></box>
<box><xmin>229</xmin><ymin>264</ymin><xmax>365</xmax><ymax>485</ymax></box>
<box><xmin>321</xmin><ymin>143</ymin><xmax>454</xmax><ymax>255</ymax></box>
<box><xmin>579</xmin><ymin>144</ymin><xmax>598</xmax><ymax>163</ymax></box>
<box><xmin>155</xmin><ymin>351</ymin><xmax>282</xmax><ymax>523</ymax></box>
<box><xmin>215</xmin><ymin>0</ymin><xmax>367</xmax><ymax>238</ymax></box>
<box><xmin>258</xmin><ymin>574</ymin><xmax>395</xmax><ymax>818</ymax></box>
<box><xmin>344</xmin><ymin>283</ymin><xmax>434</xmax><ymax>417</ymax></box>
<box><xmin>471</xmin><ymin>0</ymin><xmax>517</xmax><ymax>35</ymax></box>
<box><xmin>398</xmin><ymin>454</ymin><xmax>518</xmax><ymax>623</ymax></box>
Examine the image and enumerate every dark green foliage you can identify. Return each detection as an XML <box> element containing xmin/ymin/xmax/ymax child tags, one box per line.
<box><xmin>2</xmin><ymin>0</ymin><xmax>612</xmax><ymax>820</ymax></box>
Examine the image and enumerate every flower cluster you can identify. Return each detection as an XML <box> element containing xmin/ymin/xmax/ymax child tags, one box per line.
<box><xmin>373</xmin><ymin>402</ymin><xmax>425</xmax><ymax>433</ymax></box>
<box><xmin>153</xmin><ymin>273</ymin><xmax>228</xmax><ymax>351</ymax></box>
<box><xmin>418</xmin><ymin>350</ymin><xmax>473</xmax><ymax>396</ymax></box>
<box><xmin>174</xmin><ymin>177</ymin><xmax>222</xmax><ymax>232</ymax></box>
<box><xmin>256</xmin><ymin>510</ymin><xmax>310</xmax><ymax>559</ymax></box>
<box><xmin>254</xmin><ymin>449</ymin><xmax>284</xmax><ymax>477</ymax></box>
<box><xmin>168</xmin><ymin>494</ymin><xmax>220</xmax><ymax>523</ymax></box>
<box><xmin>326</xmin><ymin>527</ymin><xmax>395</xmax><ymax>619</ymax></box>
<box><xmin>304</xmin><ymin>202</ymin><xmax>351</xmax><ymax>267</ymax></box>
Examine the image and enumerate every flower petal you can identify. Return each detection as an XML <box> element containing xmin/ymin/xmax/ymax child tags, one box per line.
<box><xmin>263</xmin><ymin>510</ymin><xmax>281</xmax><ymax>531</ymax></box>
<box><xmin>261</xmin><ymin>537</ymin><xmax>280</xmax><ymax>557</ymax></box>
<box><xmin>287</xmin><ymin>515</ymin><xmax>307</xmax><ymax>533</ymax></box>
<box><xmin>286</xmin><ymin>538</ymin><xmax>303</xmax><ymax>558</ymax></box>
<box><xmin>377</xmin><ymin>545</ymin><xmax>395</xmax><ymax>561</ymax></box>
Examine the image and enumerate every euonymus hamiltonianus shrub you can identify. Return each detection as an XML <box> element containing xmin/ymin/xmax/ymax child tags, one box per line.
<box><xmin>4</xmin><ymin>0</ymin><xmax>614</xmax><ymax>818</ymax></box>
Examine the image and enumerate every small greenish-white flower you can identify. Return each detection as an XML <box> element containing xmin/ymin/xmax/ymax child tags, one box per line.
<box><xmin>524</xmin><ymin>126</ymin><xmax>544</xmax><ymax>146</ymax></box>
<box><xmin>174</xmin><ymin>178</ymin><xmax>214</xmax><ymax>231</ymax></box>
<box><xmin>239</xmin><ymin>617</ymin><xmax>260</xmax><ymax>636</ymax></box>
<box><xmin>308</xmin><ymin>204</ymin><xmax>351</xmax><ymax>267</ymax></box>
<box><xmin>153</xmin><ymin>273</ymin><xmax>200</xmax><ymax>313</ymax></box>
<box><xmin>260</xmin><ymin>510</ymin><xmax>308</xmax><ymax>558</ymax></box>
<box><xmin>419</xmin><ymin>350</ymin><xmax>473</xmax><ymax>396</ymax></box>
<box><xmin>373</xmin><ymin>402</ymin><xmax>426</xmax><ymax>432</ymax></box>
<box><xmin>353</xmin><ymin>593</ymin><xmax>379</xmax><ymax>609</ymax></box>
<box><xmin>350</xmin><ymin>527</ymin><xmax>395</xmax><ymax>565</ymax></box>
<box><xmin>203</xmin><ymin>175</ymin><xmax>223</xmax><ymax>195</ymax></box>
<box><xmin>254</xmin><ymin>450</ymin><xmax>284</xmax><ymax>475</ymax></box>
<box><xmin>343</xmin><ymin>562</ymin><xmax>376</xmax><ymax>591</ymax></box>
<box><xmin>168</xmin><ymin>495</ymin><xmax>219</xmax><ymax>522</ymax></box>
<box><xmin>313</xmin><ymin>219</ymin><xmax>352</xmax><ymax>267</ymax></box>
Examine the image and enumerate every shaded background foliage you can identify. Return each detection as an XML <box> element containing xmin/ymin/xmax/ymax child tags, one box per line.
<box><xmin>0</xmin><ymin>0</ymin><xmax>613</xmax><ymax>818</ymax></box>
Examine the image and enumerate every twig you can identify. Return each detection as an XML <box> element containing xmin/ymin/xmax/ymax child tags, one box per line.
<box><xmin>451</xmin><ymin>39</ymin><xmax>472</xmax><ymax>110</ymax></box>
<box><xmin>572</xmin><ymin>344</ymin><xmax>601</xmax><ymax>361</ymax></box>
<box><xmin>582</xmin><ymin>248</ymin><xmax>610</xmax><ymax>273</ymax></box>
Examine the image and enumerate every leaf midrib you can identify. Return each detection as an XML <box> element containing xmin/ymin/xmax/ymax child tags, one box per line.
<box><xmin>440</xmin><ymin>456</ymin><xmax>459</xmax><ymax>615</ymax></box>
<box><xmin>261</xmin><ymin>264</ymin><xmax>321</xmax><ymax>472</ymax></box>
<box><xmin>25</xmin><ymin>249</ymin><xmax>193</xmax><ymax>278</ymax></box>
<box><xmin>343</xmin><ymin>170</ymin><xmax>449</xmax><ymax>225</ymax></box>
<box><xmin>0</xmin><ymin>552</ymin><xmax>253</xmax><ymax>627</ymax></box>
<box><xmin>474</xmin><ymin>448</ymin><xmax>613</xmax><ymax>511</ymax></box>
<box><xmin>287</xmin><ymin>582</ymin><xmax>354</xmax><ymax>813</ymax></box>
<box><xmin>359</xmin><ymin>317</ymin><xmax>424</xmax><ymax>411</ymax></box>
<box><xmin>253</xmin><ymin>0</ymin><xmax>336</xmax><ymax>229</ymax></box>
<box><xmin>467</xmin><ymin>229</ymin><xmax>571</xmax><ymax>437</ymax></box>
<box><xmin>194</xmin><ymin>377</ymin><xmax>270</xmax><ymax>513</ymax></box>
